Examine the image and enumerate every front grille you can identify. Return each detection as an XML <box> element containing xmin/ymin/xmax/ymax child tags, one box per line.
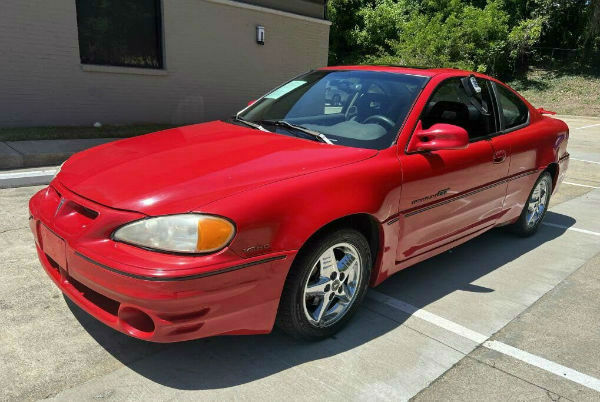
<box><xmin>46</xmin><ymin>255</ymin><xmax>60</xmax><ymax>272</ymax></box>
<box><xmin>68</xmin><ymin>276</ymin><xmax>120</xmax><ymax>317</ymax></box>
<box><xmin>53</xmin><ymin>197</ymin><xmax>99</xmax><ymax>236</ymax></box>
<box><xmin>69</xmin><ymin>202</ymin><xmax>99</xmax><ymax>220</ymax></box>
<box><xmin>46</xmin><ymin>251</ymin><xmax>120</xmax><ymax>319</ymax></box>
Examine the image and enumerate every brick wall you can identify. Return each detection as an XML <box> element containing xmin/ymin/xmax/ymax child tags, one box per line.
<box><xmin>0</xmin><ymin>0</ymin><xmax>330</xmax><ymax>127</ymax></box>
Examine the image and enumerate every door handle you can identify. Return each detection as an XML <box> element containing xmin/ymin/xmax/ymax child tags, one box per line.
<box><xmin>493</xmin><ymin>150</ymin><xmax>507</xmax><ymax>164</ymax></box>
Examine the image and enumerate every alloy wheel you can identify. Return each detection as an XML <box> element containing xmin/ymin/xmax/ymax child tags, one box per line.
<box><xmin>302</xmin><ymin>243</ymin><xmax>362</xmax><ymax>327</ymax></box>
<box><xmin>526</xmin><ymin>178</ymin><xmax>549</xmax><ymax>227</ymax></box>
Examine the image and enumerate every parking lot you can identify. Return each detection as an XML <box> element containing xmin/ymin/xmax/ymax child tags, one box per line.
<box><xmin>1</xmin><ymin>115</ymin><xmax>599</xmax><ymax>401</ymax></box>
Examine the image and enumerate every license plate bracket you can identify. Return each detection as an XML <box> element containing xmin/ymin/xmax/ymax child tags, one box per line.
<box><xmin>40</xmin><ymin>225</ymin><xmax>67</xmax><ymax>269</ymax></box>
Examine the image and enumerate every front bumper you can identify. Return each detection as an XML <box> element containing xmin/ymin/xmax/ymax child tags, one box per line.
<box><xmin>29</xmin><ymin>183</ymin><xmax>295</xmax><ymax>342</ymax></box>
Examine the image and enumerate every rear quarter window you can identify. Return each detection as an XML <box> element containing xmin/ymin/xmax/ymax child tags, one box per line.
<box><xmin>496</xmin><ymin>84</ymin><xmax>529</xmax><ymax>130</ymax></box>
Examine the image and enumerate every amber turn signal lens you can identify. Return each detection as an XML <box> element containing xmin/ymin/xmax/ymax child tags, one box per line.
<box><xmin>197</xmin><ymin>216</ymin><xmax>235</xmax><ymax>252</ymax></box>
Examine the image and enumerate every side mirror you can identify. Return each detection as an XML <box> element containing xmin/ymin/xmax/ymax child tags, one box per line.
<box><xmin>247</xmin><ymin>99</ymin><xmax>257</xmax><ymax>106</ymax></box>
<box><xmin>407</xmin><ymin>121</ymin><xmax>469</xmax><ymax>153</ymax></box>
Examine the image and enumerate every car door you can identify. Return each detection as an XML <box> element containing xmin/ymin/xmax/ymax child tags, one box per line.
<box><xmin>485</xmin><ymin>81</ymin><xmax>516</xmax><ymax>205</ymax></box>
<box><xmin>396</xmin><ymin>77</ymin><xmax>508</xmax><ymax>262</ymax></box>
<box><xmin>491</xmin><ymin>82</ymin><xmax>541</xmax><ymax>222</ymax></box>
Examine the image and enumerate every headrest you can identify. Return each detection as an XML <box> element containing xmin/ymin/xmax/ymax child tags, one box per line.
<box><xmin>429</xmin><ymin>101</ymin><xmax>469</xmax><ymax>120</ymax></box>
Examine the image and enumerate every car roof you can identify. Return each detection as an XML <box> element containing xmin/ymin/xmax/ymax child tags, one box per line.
<box><xmin>319</xmin><ymin>65</ymin><xmax>485</xmax><ymax>79</ymax></box>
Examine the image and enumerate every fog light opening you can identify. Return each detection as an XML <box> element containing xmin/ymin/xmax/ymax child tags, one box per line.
<box><xmin>119</xmin><ymin>307</ymin><xmax>155</xmax><ymax>335</ymax></box>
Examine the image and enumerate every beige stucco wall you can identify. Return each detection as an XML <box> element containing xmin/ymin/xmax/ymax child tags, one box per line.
<box><xmin>0</xmin><ymin>0</ymin><xmax>330</xmax><ymax>127</ymax></box>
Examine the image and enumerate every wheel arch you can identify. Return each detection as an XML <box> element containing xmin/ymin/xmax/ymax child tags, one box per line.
<box><xmin>289</xmin><ymin>213</ymin><xmax>384</xmax><ymax>285</ymax></box>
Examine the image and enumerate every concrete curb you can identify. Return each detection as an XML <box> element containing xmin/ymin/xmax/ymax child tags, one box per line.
<box><xmin>0</xmin><ymin>138</ymin><xmax>119</xmax><ymax>170</ymax></box>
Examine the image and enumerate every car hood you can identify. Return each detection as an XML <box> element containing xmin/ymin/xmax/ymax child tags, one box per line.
<box><xmin>57</xmin><ymin>121</ymin><xmax>377</xmax><ymax>215</ymax></box>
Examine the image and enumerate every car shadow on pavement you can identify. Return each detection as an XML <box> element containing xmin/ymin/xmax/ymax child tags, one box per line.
<box><xmin>66</xmin><ymin>211</ymin><xmax>575</xmax><ymax>390</ymax></box>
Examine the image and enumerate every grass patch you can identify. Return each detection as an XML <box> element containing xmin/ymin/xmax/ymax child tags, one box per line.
<box><xmin>0</xmin><ymin>124</ymin><xmax>177</xmax><ymax>142</ymax></box>
<box><xmin>508</xmin><ymin>70</ymin><xmax>600</xmax><ymax>116</ymax></box>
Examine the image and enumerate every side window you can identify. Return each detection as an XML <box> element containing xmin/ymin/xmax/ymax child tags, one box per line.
<box><xmin>421</xmin><ymin>77</ymin><xmax>496</xmax><ymax>140</ymax></box>
<box><xmin>496</xmin><ymin>84</ymin><xmax>529</xmax><ymax>130</ymax></box>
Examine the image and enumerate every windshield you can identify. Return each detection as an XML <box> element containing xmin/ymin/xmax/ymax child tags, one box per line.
<box><xmin>237</xmin><ymin>70</ymin><xmax>428</xmax><ymax>150</ymax></box>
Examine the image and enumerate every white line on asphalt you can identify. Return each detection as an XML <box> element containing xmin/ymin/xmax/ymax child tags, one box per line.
<box><xmin>563</xmin><ymin>181</ymin><xmax>600</xmax><ymax>189</ymax></box>
<box><xmin>368</xmin><ymin>291</ymin><xmax>600</xmax><ymax>392</ymax></box>
<box><xmin>542</xmin><ymin>222</ymin><xmax>600</xmax><ymax>237</ymax></box>
<box><xmin>0</xmin><ymin>169</ymin><xmax>57</xmax><ymax>180</ymax></box>
<box><xmin>574</xmin><ymin>123</ymin><xmax>600</xmax><ymax>130</ymax></box>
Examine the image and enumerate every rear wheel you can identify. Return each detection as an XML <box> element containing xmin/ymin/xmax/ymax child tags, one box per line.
<box><xmin>508</xmin><ymin>171</ymin><xmax>552</xmax><ymax>236</ymax></box>
<box><xmin>276</xmin><ymin>229</ymin><xmax>371</xmax><ymax>341</ymax></box>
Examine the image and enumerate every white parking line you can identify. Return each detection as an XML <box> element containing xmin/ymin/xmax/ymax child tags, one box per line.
<box><xmin>369</xmin><ymin>291</ymin><xmax>487</xmax><ymax>343</ymax></box>
<box><xmin>574</xmin><ymin>123</ymin><xmax>600</xmax><ymax>130</ymax></box>
<box><xmin>0</xmin><ymin>168</ymin><xmax>57</xmax><ymax>180</ymax></box>
<box><xmin>368</xmin><ymin>291</ymin><xmax>600</xmax><ymax>392</ymax></box>
<box><xmin>542</xmin><ymin>222</ymin><xmax>600</xmax><ymax>237</ymax></box>
<box><xmin>484</xmin><ymin>341</ymin><xmax>600</xmax><ymax>392</ymax></box>
<box><xmin>563</xmin><ymin>181</ymin><xmax>600</xmax><ymax>189</ymax></box>
<box><xmin>571</xmin><ymin>158</ymin><xmax>600</xmax><ymax>165</ymax></box>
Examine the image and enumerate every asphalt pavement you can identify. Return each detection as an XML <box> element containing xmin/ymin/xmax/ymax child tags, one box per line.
<box><xmin>1</xmin><ymin>115</ymin><xmax>599</xmax><ymax>401</ymax></box>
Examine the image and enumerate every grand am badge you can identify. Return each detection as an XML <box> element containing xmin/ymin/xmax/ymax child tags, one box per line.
<box><xmin>411</xmin><ymin>188</ymin><xmax>450</xmax><ymax>205</ymax></box>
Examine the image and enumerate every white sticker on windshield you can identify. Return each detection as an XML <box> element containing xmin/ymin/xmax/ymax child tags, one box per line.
<box><xmin>265</xmin><ymin>80</ymin><xmax>307</xmax><ymax>99</ymax></box>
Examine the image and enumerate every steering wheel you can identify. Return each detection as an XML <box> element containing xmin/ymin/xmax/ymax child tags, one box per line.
<box><xmin>363</xmin><ymin>115</ymin><xmax>395</xmax><ymax>129</ymax></box>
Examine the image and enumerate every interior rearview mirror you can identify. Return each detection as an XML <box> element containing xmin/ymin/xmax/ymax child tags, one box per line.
<box><xmin>407</xmin><ymin>121</ymin><xmax>469</xmax><ymax>153</ymax></box>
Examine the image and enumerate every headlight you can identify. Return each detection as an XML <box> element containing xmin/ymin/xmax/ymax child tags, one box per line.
<box><xmin>112</xmin><ymin>214</ymin><xmax>235</xmax><ymax>254</ymax></box>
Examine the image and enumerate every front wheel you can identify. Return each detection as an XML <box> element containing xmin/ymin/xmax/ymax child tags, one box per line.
<box><xmin>508</xmin><ymin>171</ymin><xmax>552</xmax><ymax>236</ymax></box>
<box><xmin>276</xmin><ymin>229</ymin><xmax>371</xmax><ymax>341</ymax></box>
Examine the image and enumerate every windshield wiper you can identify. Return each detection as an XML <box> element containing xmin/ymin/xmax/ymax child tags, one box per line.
<box><xmin>259</xmin><ymin>120</ymin><xmax>333</xmax><ymax>144</ymax></box>
<box><xmin>232</xmin><ymin>115</ymin><xmax>269</xmax><ymax>132</ymax></box>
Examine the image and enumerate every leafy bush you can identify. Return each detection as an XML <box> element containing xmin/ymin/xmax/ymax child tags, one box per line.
<box><xmin>327</xmin><ymin>0</ymin><xmax>600</xmax><ymax>77</ymax></box>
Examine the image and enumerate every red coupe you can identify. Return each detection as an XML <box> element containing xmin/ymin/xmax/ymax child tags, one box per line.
<box><xmin>29</xmin><ymin>66</ymin><xmax>569</xmax><ymax>342</ymax></box>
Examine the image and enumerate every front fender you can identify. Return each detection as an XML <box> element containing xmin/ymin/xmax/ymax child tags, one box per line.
<box><xmin>201</xmin><ymin>149</ymin><xmax>403</xmax><ymax>284</ymax></box>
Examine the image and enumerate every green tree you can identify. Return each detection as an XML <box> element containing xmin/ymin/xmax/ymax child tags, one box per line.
<box><xmin>357</xmin><ymin>0</ymin><xmax>511</xmax><ymax>73</ymax></box>
<box><xmin>327</xmin><ymin>0</ymin><xmax>377</xmax><ymax>64</ymax></box>
<box><xmin>584</xmin><ymin>0</ymin><xmax>600</xmax><ymax>54</ymax></box>
<box><xmin>327</xmin><ymin>0</ymin><xmax>599</xmax><ymax>76</ymax></box>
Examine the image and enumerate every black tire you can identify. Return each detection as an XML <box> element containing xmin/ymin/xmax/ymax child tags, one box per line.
<box><xmin>276</xmin><ymin>228</ymin><xmax>372</xmax><ymax>341</ymax></box>
<box><xmin>507</xmin><ymin>171</ymin><xmax>552</xmax><ymax>236</ymax></box>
